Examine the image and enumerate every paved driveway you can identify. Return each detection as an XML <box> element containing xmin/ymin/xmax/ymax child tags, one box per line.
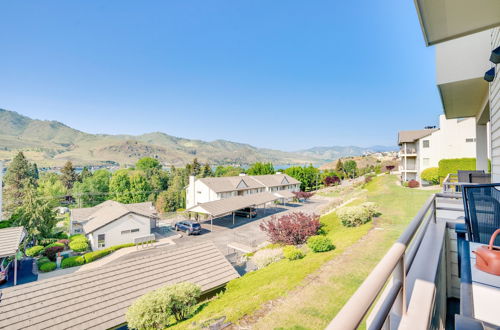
<box><xmin>114</xmin><ymin>199</ymin><xmax>325</xmax><ymax>262</ymax></box>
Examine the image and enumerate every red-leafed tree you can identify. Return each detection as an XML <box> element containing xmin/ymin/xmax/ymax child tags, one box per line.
<box><xmin>259</xmin><ymin>212</ymin><xmax>321</xmax><ymax>245</ymax></box>
<box><xmin>323</xmin><ymin>176</ymin><xmax>341</xmax><ymax>186</ymax></box>
<box><xmin>292</xmin><ymin>191</ymin><xmax>315</xmax><ymax>201</ymax></box>
<box><xmin>385</xmin><ymin>165</ymin><xmax>395</xmax><ymax>174</ymax></box>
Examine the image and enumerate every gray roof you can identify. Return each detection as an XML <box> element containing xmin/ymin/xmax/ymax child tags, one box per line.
<box><xmin>187</xmin><ymin>191</ymin><xmax>279</xmax><ymax>217</ymax></box>
<box><xmin>72</xmin><ymin>201</ymin><xmax>158</xmax><ymax>234</ymax></box>
<box><xmin>0</xmin><ymin>227</ymin><xmax>26</xmax><ymax>258</ymax></box>
<box><xmin>0</xmin><ymin>242</ymin><xmax>239</xmax><ymax>330</ymax></box>
<box><xmin>398</xmin><ymin>129</ymin><xmax>438</xmax><ymax>144</ymax></box>
<box><xmin>198</xmin><ymin>175</ymin><xmax>265</xmax><ymax>193</ymax></box>
<box><xmin>273</xmin><ymin>190</ymin><xmax>296</xmax><ymax>199</ymax></box>
<box><xmin>251</xmin><ymin>174</ymin><xmax>300</xmax><ymax>187</ymax></box>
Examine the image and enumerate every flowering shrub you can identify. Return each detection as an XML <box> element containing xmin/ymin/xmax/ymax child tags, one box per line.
<box><xmin>251</xmin><ymin>248</ymin><xmax>284</xmax><ymax>269</ymax></box>
<box><xmin>43</xmin><ymin>245</ymin><xmax>64</xmax><ymax>261</ymax></box>
<box><xmin>337</xmin><ymin>206</ymin><xmax>371</xmax><ymax>227</ymax></box>
<box><xmin>25</xmin><ymin>245</ymin><xmax>44</xmax><ymax>257</ymax></box>
<box><xmin>126</xmin><ymin>282</ymin><xmax>201</xmax><ymax>328</ymax></box>
<box><xmin>39</xmin><ymin>261</ymin><xmax>56</xmax><ymax>272</ymax></box>
<box><xmin>408</xmin><ymin>180</ymin><xmax>420</xmax><ymax>188</ymax></box>
<box><xmin>361</xmin><ymin>202</ymin><xmax>379</xmax><ymax>217</ymax></box>
<box><xmin>307</xmin><ymin>235</ymin><xmax>335</xmax><ymax>252</ymax></box>
<box><xmin>283</xmin><ymin>245</ymin><xmax>304</xmax><ymax>260</ymax></box>
<box><xmin>292</xmin><ymin>191</ymin><xmax>315</xmax><ymax>201</ymax></box>
<box><xmin>260</xmin><ymin>212</ymin><xmax>321</xmax><ymax>245</ymax></box>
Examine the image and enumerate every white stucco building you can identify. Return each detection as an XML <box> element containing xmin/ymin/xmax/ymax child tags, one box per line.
<box><xmin>70</xmin><ymin>200</ymin><xmax>158</xmax><ymax>250</ymax></box>
<box><xmin>398</xmin><ymin>115</ymin><xmax>482</xmax><ymax>182</ymax></box>
<box><xmin>186</xmin><ymin>173</ymin><xmax>301</xmax><ymax>209</ymax></box>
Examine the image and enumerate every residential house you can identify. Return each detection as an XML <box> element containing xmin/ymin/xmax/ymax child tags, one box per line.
<box><xmin>70</xmin><ymin>200</ymin><xmax>158</xmax><ymax>250</ymax></box>
<box><xmin>186</xmin><ymin>173</ymin><xmax>301</xmax><ymax>209</ymax></box>
<box><xmin>398</xmin><ymin>115</ymin><xmax>479</xmax><ymax>182</ymax></box>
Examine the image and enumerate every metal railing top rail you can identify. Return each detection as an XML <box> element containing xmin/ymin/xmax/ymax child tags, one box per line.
<box><xmin>326</xmin><ymin>193</ymin><xmax>460</xmax><ymax>330</ymax></box>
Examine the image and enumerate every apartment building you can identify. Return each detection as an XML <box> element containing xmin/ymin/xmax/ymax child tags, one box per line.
<box><xmin>398</xmin><ymin>115</ymin><xmax>478</xmax><ymax>182</ymax></box>
<box><xmin>186</xmin><ymin>173</ymin><xmax>301</xmax><ymax>209</ymax></box>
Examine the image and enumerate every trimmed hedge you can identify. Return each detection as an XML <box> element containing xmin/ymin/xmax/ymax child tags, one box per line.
<box><xmin>69</xmin><ymin>241</ymin><xmax>89</xmax><ymax>252</ymax></box>
<box><xmin>421</xmin><ymin>167</ymin><xmax>439</xmax><ymax>184</ymax></box>
<box><xmin>61</xmin><ymin>256</ymin><xmax>85</xmax><ymax>269</ymax></box>
<box><xmin>83</xmin><ymin>243</ymin><xmax>136</xmax><ymax>263</ymax></box>
<box><xmin>37</xmin><ymin>257</ymin><xmax>50</xmax><ymax>267</ymax></box>
<box><xmin>45</xmin><ymin>242</ymin><xmax>65</xmax><ymax>249</ymax></box>
<box><xmin>39</xmin><ymin>261</ymin><xmax>56</xmax><ymax>272</ymax></box>
<box><xmin>69</xmin><ymin>234</ymin><xmax>86</xmax><ymax>242</ymax></box>
<box><xmin>307</xmin><ymin>235</ymin><xmax>335</xmax><ymax>253</ymax></box>
<box><xmin>26</xmin><ymin>245</ymin><xmax>45</xmax><ymax>257</ymax></box>
<box><xmin>438</xmin><ymin>158</ymin><xmax>476</xmax><ymax>179</ymax></box>
<box><xmin>283</xmin><ymin>245</ymin><xmax>304</xmax><ymax>260</ymax></box>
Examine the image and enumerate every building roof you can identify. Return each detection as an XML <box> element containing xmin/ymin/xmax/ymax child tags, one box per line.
<box><xmin>72</xmin><ymin>200</ymin><xmax>158</xmax><ymax>234</ymax></box>
<box><xmin>398</xmin><ymin>129</ymin><xmax>438</xmax><ymax>144</ymax></box>
<box><xmin>251</xmin><ymin>174</ymin><xmax>300</xmax><ymax>187</ymax></box>
<box><xmin>198</xmin><ymin>174</ymin><xmax>300</xmax><ymax>193</ymax></box>
<box><xmin>0</xmin><ymin>227</ymin><xmax>26</xmax><ymax>258</ymax></box>
<box><xmin>198</xmin><ymin>175</ymin><xmax>265</xmax><ymax>193</ymax></box>
<box><xmin>187</xmin><ymin>191</ymin><xmax>279</xmax><ymax>217</ymax></box>
<box><xmin>0</xmin><ymin>242</ymin><xmax>239</xmax><ymax>330</ymax></box>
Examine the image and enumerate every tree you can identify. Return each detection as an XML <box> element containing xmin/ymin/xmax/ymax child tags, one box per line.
<box><xmin>136</xmin><ymin>157</ymin><xmax>161</xmax><ymax>172</ymax></box>
<box><xmin>79</xmin><ymin>166</ymin><xmax>92</xmax><ymax>182</ymax></box>
<box><xmin>284</xmin><ymin>165</ymin><xmax>319</xmax><ymax>191</ymax></box>
<box><xmin>109</xmin><ymin>169</ymin><xmax>132</xmax><ymax>203</ymax></box>
<box><xmin>3</xmin><ymin>152</ymin><xmax>36</xmax><ymax>215</ymax></box>
<box><xmin>335</xmin><ymin>159</ymin><xmax>344</xmax><ymax>172</ymax></box>
<box><xmin>60</xmin><ymin>161</ymin><xmax>78</xmax><ymax>190</ymax></box>
<box><xmin>246</xmin><ymin>162</ymin><xmax>275</xmax><ymax>175</ymax></box>
<box><xmin>10</xmin><ymin>183</ymin><xmax>57</xmax><ymax>244</ymax></box>
<box><xmin>29</xmin><ymin>163</ymin><xmax>39</xmax><ymax>180</ymax></box>
<box><xmin>199</xmin><ymin>163</ymin><xmax>213</xmax><ymax>178</ymax></box>
<box><xmin>155</xmin><ymin>169</ymin><xmax>186</xmax><ymax>212</ymax></box>
<box><xmin>73</xmin><ymin>169</ymin><xmax>111</xmax><ymax>207</ymax></box>
<box><xmin>259</xmin><ymin>212</ymin><xmax>321</xmax><ymax>245</ymax></box>
<box><xmin>323</xmin><ymin>175</ymin><xmax>340</xmax><ymax>186</ymax></box>
<box><xmin>214</xmin><ymin>165</ymin><xmax>244</xmax><ymax>177</ymax></box>
<box><xmin>385</xmin><ymin>165</ymin><xmax>395</xmax><ymax>174</ymax></box>
<box><xmin>129</xmin><ymin>171</ymin><xmax>152</xmax><ymax>203</ymax></box>
<box><xmin>126</xmin><ymin>282</ymin><xmax>201</xmax><ymax>329</ymax></box>
<box><xmin>37</xmin><ymin>173</ymin><xmax>67</xmax><ymax>207</ymax></box>
<box><xmin>343</xmin><ymin>160</ymin><xmax>358</xmax><ymax>179</ymax></box>
<box><xmin>185</xmin><ymin>158</ymin><xmax>202</xmax><ymax>176</ymax></box>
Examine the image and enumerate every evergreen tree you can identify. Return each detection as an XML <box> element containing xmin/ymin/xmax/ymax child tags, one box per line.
<box><xmin>3</xmin><ymin>152</ymin><xmax>35</xmax><ymax>215</ymax></box>
<box><xmin>200</xmin><ymin>163</ymin><xmax>213</xmax><ymax>178</ymax></box>
<box><xmin>186</xmin><ymin>158</ymin><xmax>202</xmax><ymax>176</ymax></box>
<box><xmin>60</xmin><ymin>161</ymin><xmax>78</xmax><ymax>190</ymax></box>
<box><xmin>29</xmin><ymin>163</ymin><xmax>39</xmax><ymax>180</ymax></box>
<box><xmin>335</xmin><ymin>159</ymin><xmax>343</xmax><ymax>172</ymax></box>
<box><xmin>79</xmin><ymin>166</ymin><xmax>92</xmax><ymax>182</ymax></box>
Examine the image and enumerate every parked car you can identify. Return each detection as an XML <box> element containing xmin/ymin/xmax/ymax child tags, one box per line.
<box><xmin>174</xmin><ymin>221</ymin><xmax>202</xmax><ymax>235</ymax></box>
<box><xmin>235</xmin><ymin>207</ymin><xmax>257</xmax><ymax>218</ymax></box>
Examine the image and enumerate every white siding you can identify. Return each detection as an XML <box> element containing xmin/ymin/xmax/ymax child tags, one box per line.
<box><xmin>491</xmin><ymin>28</ymin><xmax>500</xmax><ymax>182</ymax></box>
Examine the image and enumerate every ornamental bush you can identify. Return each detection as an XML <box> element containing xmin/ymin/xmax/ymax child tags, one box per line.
<box><xmin>421</xmin><ymin>167</ymin><xmax>439</xmax><ymax>184</ymax></box>
<box><xmin>438</xmin><ymin>158</ymin><xmax>476</xmax><ymax>179</ymax></box>
<box><xmin>39</xmin><ymin>261</ymin><xmax>56</xmax><ymax>272</ymax></box>
<box><xmin>83</xmin><ymin>249</ymin><xmax>112</xmax><ymax>263</ymax></box>
<box><xmin>0</xmin><ymin>220</ymin><xmax>12</xmax><ymax>229</ymax></box>
<box><xmin>69</xmin><ymin>234</ymin><xmax>86</xmax><ymax>242</ymax></box>
<box><xmin>250</xmin><ymin>248</ymin><xmax>284</xmax><ymax>269</ymax></box>
<box><xmin>307</xmin><ymin>235</ymin><xmax>335</xmax><ymax>253</ymax></box>
<box><xmin>337</xmin><ymin>206</ymin><xmax>371</xmax><ymax>227</ymax></box>
<box><xmin>26</xmin><ymin>245</ymin><xmax>44</xmax><ymax>257</ymax></box>
<box><xmin>408</xmin><ymin>179</ymin><xmax>420</xmax><ymax>188</ymax></box>
<box><xmin>292</xmin><ymin>191</ymin><xmax>315</xmax><ymax>201</ymax></box>
<box><xmin>43</xmin><ymin>245</ymin><xmax>64</xmax><ymax>261</ymax></box>
<box><xmin>69</xmin><ymin>241</ymin><xmax>89</xmax><ymax>252</ymax></box>
<box><xmin>39</xmin><ymin>238</ymin><xmax>58</xmax><ymax>246</ymax></box>
<box><xmin>126</xmin><ymin>282</ymin><xmax>201</xmax><ymax>328</ymax></box>
<box><xmin>259</xmin><ymin>212</ymin><xmax>321</xmax><ymax>245</ymax></box>
<box><xmin>361</xmin><ymin>202</ymin><xmax>379</xmax><ymax>217</ymax></box>
<box><xmin>57</xmin><ymin>239</ymin><xmax>70</xmax><ymax>248</ymax></box>
<box><xmin>283</xmin><ymin>245</ymin><xmax>304</xmax><ymax>260</ymax></box>
<box><xmin>45</xmin><ymin>242</ymin><xmax>65</xmax><ymax>249</ymax></box>
<box><xmin>61</xmin><ymin>256</ymin><xmax>85</xmax><ymax>269</ymax></box>
<box><xmin>37</xmin><ymin>257</ymin><xmax>50</xmax><ymax>267</ymax></box>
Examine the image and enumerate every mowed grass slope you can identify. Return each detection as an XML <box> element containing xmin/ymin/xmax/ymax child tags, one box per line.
<box><xmin>172</xmin><ymin>175</ymin><xmax>437</xmax><ymax>329</ymax></box>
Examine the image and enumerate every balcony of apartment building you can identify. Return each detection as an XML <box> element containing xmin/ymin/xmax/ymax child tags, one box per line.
<box><xmin>399</xmin><ymin>143</ymin><xmax>417</xmax><ymax>156</ymax></box>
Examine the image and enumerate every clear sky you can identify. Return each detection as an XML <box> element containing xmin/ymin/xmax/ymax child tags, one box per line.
<box><xmin>0</xmin><ymin>1</ymin><xmax>442</xmax><ymax>151</ymax></box>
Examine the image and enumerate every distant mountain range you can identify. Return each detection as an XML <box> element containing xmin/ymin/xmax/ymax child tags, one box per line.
<box><xmin>0</xmin><ymin>109</ymin><xmax>397</xmax><ymax>167</ymax></box>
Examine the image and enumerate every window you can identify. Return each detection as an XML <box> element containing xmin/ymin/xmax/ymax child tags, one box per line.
<box><xmin>466</xmin><ymin>138</ymin><xmax>475</xmax><ymax>143</ymax></box>
<box><xmin>423</xmin><ymin>158</ymin><xmax>430</xmax><ymax>167</ymax></box>
<box><xmin>423</xmin><ymin>140</ymin><xmax>430</xmax><ymax>148</ymax></box>
<box><xmin>131</xmin><ymin>228</ymin><xmax>140</xmax><ymax>233</ymax></box>
<box><xmin>121</xmin><ymin>230</ymin><xmax>131</xmax><ymax>235</ymax></box>
<box><xmin>98</xmin><ymin>234</ymin><xmax>105</xmax><ymax>248</ymax></box>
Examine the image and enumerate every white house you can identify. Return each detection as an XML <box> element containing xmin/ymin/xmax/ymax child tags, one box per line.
<box><xmin>398</xmin><ymin>115</ymin><xmax>482</xmax><ymax>182</ymax></box>
<box><xmin>70</xmin><ymin>200</ymin><xmax>158</xmax><ymax>250</ymax></box>
<box><xmin>186</xmin><ymin>173</ymin><xmax>301</xmax><ymax>209</ymax></box>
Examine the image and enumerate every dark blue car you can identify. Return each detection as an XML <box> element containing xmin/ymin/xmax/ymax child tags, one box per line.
<box><xmin>174</xmin><ymin>220</ymin><xmax>202</xmax><ymax>235</ymax></box>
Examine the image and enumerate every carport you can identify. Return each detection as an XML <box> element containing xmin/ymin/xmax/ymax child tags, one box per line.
<box><xmin>0</xmin><ymin>227</ymin><xmax>26</xmax><ymax>286</ymax></box>
<box><xmin>186</xmin><ymin>192</ymin><xmax>279</xmax><ymax>230</ymax></box>
<box><xmin>273</xmin><ymin>190</ymin><xmax>296</xmax><ymax>204</ymax></box>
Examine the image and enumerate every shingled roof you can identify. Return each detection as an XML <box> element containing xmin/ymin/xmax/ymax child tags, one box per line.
<box><xmin>71</xmin><ymin>200</ymin><xmax>158</xmax><ymax>234</ymax></box>
<box><xmin>251</xmin><ymin>174</ymin><xmax>300</xmax><ymax>187</ymax></box>
<box><xmin>398</xmin><ymin>129</ymin><xmax>438</xmax><ymax>144</ymax></box>
<box><xmin>0</xmin><ymin>242</ymin><xmax>239</xmax><ymax>330</ymax></box>
<box><xmin>198</xmin><ymin>174</ymin><xmax>300</xmax><ymax>193</ymax></box>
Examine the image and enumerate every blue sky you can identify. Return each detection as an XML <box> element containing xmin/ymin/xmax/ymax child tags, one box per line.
<box><xmin>0</xmin><ymin>1</ymin><xmax>442</xmax><ymax>151</ymax></box>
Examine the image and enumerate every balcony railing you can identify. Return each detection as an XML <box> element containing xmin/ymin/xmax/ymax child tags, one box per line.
<box><xmin>327</xmin><ymin>192</ymin><xmax>463</xmax><ymax>329</ymax></box>
<box><xmin>399</xmin><ymin>148</ymin><xmax>417</xmax><ymax>154</ymax></box>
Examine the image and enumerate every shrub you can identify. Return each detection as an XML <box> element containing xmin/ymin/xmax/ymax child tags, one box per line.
<box><xmin>421</xmin><ymin>167</ymin><xmax>439</xmax><ymax>184</ymax></box>
<box><xmin>61</xmin><ymin>256</ymin><xmax>85</xmax><ymax>269</ymax></box>
<box><xmin>39</xmin><ymin>238</ymin><xmax>58</xmax><ymax>246</ymax></box>
<box><xmin>54</xmin><ymin>232</ymin><xmax>69</xmax><ymax>239</ymax></box>
<box><xmin>43</xmin><ymin>245</ymin><xmax>64</xmax><ymax>261</ymax></box>
<box><xmin>292</xmin><ymin>191</ymin><xmax>315</xmax><ymax>201</ymax></box>
<box><xmin>69</xmin><ymin>234</ymin><xmax>86</xmax><ymax>242</ymax></box>
<box><xmin>307</xmin><ymin>235</ymin><xmax>335</xmax><ymax>253</ymax></box>
<box><xmin>39</xmin><ymin>261</ymin><xmax>56</xmax><ymax>272</ymax></box>
<box><xmin>45</xmin><ymin>242</ymin><xmax>65</xmax><ymax>249</ymax></box>
<box><xmin>259</xmin><ymin>212</ymin><xmax>321</xmax><ymax>245</ymax></box>
<box><xmin>250</xmin><ymin>248</ymin><xmax>284</xmax><ymax>269</ymax></box>
<box><xmin>108</xmin><ymin>243</ymin><xmax>135</xmax><ymax>251</ymax></box>
<box><xmin>26</xmin><ymin>245</ymin><xmax>44</xmax><ymax>257</ymax></box>
<box><xmin>408</xmin><ymin>179</ymin><xmax>420</xmax><ymax>188</ymax></box>
<box><xmin>37</xmin><ymin>257</ymin><xmax>50</xmax><ymax>267</ymax></box>
<box><xmin>0</xmin><ymin>220</ymin><xmax>12</xmax><ymax>229</ymax></box>
<box><xmin>126</xmin><ymin>282</ymin><xmax>201</xmax><ymax>328</ymax></box>
<box><xmin>323</xmin><ymin>176</ymin><xmax>341</xmax><ymax>186</ymax></box>
<box><xmin>337</xmin><ymin>206</ymin><xmax>371</xmax><ymax>227</ymax></box>
<box><xmin>83</xmin><ymin>249</ymin><xmax>112</xmax><ymax>263</ymax></box>
<box><xmin>69</xmin><ymin>241</ymin><xmax>89</xmax><ymax>252</ymax></box>
<box><xmin>438</xmin><ymin>158</ymin><xmax>476</xmax><ymax>179</ymax></box>
<box><xmin>57</xmin><ymin>239</ymin><xmax>70</xmax><ymax>248</ymax></box>
<box><xmin>283</xmin><ymin>245</ymin><xmax>304</xmax><ymax>260</ymax></box>
<box><xmin>361</xmin><ymin>202</ymin><xmax>379</xmax><ymax>217</ymax></box>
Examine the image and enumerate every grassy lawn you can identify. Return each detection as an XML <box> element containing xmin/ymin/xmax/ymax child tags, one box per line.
<box><xmin>172</xmin><ymin>175</ymin><xmax>437</xmax><ymax>329</ymax></box>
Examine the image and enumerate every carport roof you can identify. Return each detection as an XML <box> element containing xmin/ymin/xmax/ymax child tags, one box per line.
<box><xmin>0</xmin><ymin>227</ymin><xmax>26</xmax><ymax>258</ymax></box>
<box><xmin>187</xmin><ymin>191</ymin><xmax>279</xmax><ymax>217</ymax></box>
<box><xmin>0</xmin><ymin>241</ymin><xmax>239</xmax><ymax>330</ymax></box>
<box><xmin>273</xmin><ymin>190</ymin><xmax>296</xmax><ymax>199</ymax></box>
